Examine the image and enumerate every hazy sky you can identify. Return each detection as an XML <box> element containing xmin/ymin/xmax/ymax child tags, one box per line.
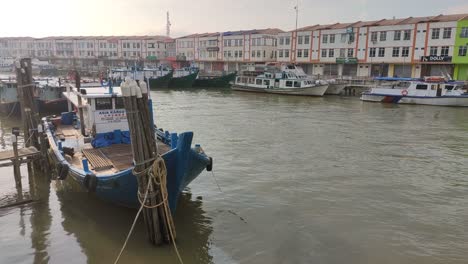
<box><xmin>2</xmin><ymin>0</ymin><xmax>468</xmax><ymax>38</ymax></box>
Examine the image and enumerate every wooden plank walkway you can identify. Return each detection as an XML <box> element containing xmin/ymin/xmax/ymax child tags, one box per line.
<box><xmin>0</xmin><ymin>147</ymin><xmax>40</xmax><ymax>162</ymax></box>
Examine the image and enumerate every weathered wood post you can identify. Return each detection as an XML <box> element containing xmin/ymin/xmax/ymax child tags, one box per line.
<box><xmin>11</xmin><ymin>127</ymin><xmax>21</xmax><ymax>189</ymax></box>
<box><xmin>75</xmin><ymin>71</ymin><xmax>86</xmax><ymax>136</ymax></box>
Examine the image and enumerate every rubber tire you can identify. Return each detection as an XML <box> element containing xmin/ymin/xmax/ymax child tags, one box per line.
<box><xmin>83</xmin><ymin>173</ymin><xmax>98</xmax><ymax>192</ymax></box>
<box><xmin>206</xmin><ymin>157</ymin><xmax>213</xmax><ymax>172</ymax></box>
<box><xmin>58</xmin><ymin>163</ymin><xmax>69</xmax><ymax>180</ymax></box>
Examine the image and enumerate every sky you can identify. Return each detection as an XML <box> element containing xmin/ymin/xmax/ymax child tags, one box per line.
<box><xmin>2</xmin><ymin>0</ymin><xmax>468</xmax><ymax>38</ymax></box>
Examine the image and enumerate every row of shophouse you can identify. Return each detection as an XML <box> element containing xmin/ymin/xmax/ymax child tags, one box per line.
<box><xmin>1</xmin><ymin>13</ymin><xmax>468</xmax><ymax>79</ymax></box>
<box><xmin>0</xmin><ymin>36</ymin><xmax>175</xmax><ymax>69</ymax></box>
<box><xmin>176</xmin><ymin>13</ymin><xmax>468</xmax><ymax>80</ymax></box>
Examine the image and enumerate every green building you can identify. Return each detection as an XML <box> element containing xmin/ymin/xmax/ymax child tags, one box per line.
<box><xmin>453</xmin><ymin>19</ymin><xmax>468</xmax><ymax>80</ymax></box>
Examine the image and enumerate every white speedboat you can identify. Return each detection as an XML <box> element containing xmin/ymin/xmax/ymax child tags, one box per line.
<box><xmin>232</xmin><ymin>67</ymin><xmax>328</xmax><ymax>96</ymax></box>
<box><xmin>360</xmin><ymin>77</ymin><xmax>468</xmax><ymax>107</ymax></box>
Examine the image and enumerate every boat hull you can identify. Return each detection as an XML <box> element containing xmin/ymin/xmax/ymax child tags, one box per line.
<box><xmin>37</xmin><ymin>98</ymin><xmax>68</xmax><ymax>113</ymax></box>
<box><xmin>232</xmin><ymin>84</ymin><xmax>329</xmax><ymax>96</ymax></box>
<box><xmin>193</xmin><ymin>72</ymin><xmax>237</xmax><ymax>88</ymax></box>
<box><xmin>361</xmin><ymin>93</ymin><xmax>468</xmax><ymax>107</ymax></box>
<box><xmin>325</xmin><ymin>83</ymin><xmax>347</xmax><ymax>95</ymax></box>
<box><xmin>148</xmin><ymin>71</ymin><xmax>173</xmax><ymax>89</ymax></box>
<box><xmin>44</xmin><ymin>121</ymin><xmax>212</xmax><ymax>212</ymax></box>
<box><xmin>0</xmin><ymin>102</ymin><xmax>20</xmax><ymax>115</ymax></box>
<box><xmin>169</xmin><ymin>71</ymin><xmax>199</xmax><ymax>88</ymax></box>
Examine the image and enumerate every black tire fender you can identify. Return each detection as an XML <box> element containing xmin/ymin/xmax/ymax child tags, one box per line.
<box><xmin>83</xmin><ymin>173</ymin><xmax>98</xmax><ymax>192</ymax></box>
<box><xmin>58</xmin><ymin>163</ymin><xmax>69</xmax><ymax>180</ymax></box>
<box><xmin>206</xmin><ymin>157</ymin><xmax>213</xmax><ymax>172</ymax></box>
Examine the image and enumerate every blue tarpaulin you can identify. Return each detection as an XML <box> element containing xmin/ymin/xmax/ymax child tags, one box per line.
<box><xmin>92</xmin><ymin>130</ymin><xmax>131</xmax><ymax>148</ymax></box>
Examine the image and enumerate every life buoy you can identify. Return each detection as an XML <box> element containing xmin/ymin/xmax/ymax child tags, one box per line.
<box><xmin>401</xmin><ymin>90</ymin><xmax>408</xmax><ymax>96</ymax></box>
<box><xmin>83</xmin><ymin>173</ymin><xmax>98</xmax><ymax>192</ymax></box>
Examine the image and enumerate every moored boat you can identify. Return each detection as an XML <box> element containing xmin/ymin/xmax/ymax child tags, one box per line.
<box><xmin>193</xmin><ymin>72</ymin><xmax>237</xmax><ymax>88</ymax></box>
<box><xmin>232</xmin><ymin>65</ymin><xmax>328</xmax><ymax>96</ymax></box>
<box><xmin>169</xmin><ymin>67</ymin><xmax>199</xmax><ymax>88</ymax></box>
<box><xmin>44</xmin><ymin>81</ymin><xmax>212</xmax><ymax>211</ymax></box>
<box><xmin>0</xmin><ymin>78</ymin><xmax>20</xmax><ymax>115</ymax></box>
<box><xmin>360</xmin><ymin>77</ymin><xmax>468</xmax><ymax>106</ymax></box>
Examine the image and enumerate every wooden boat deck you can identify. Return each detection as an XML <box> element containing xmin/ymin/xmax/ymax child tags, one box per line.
<box><xmin>58</xmin><ymin>128</ymin><xmax>172</xmax><ymax>175</ymax></box>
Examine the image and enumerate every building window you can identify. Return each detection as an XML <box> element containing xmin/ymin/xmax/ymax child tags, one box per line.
<box><xmin>378</xmin><ymin>48</ymin><xmax>385</xmax><ymax>57</ymax></box>
<box><xmin>394</xmin><ymin>31</ymin><xmax>401</xmax><ymax>41</ymax></box>
<box><xmin>322</xmin><ymin>34</ymin><xmax>328</xmax><ymax>44</ymax></box>
<box><xmin>348</xmin><ymin>48</ymin><xmax>354</xmax><ymax>57</ymax></box>
<box><xmin>251</xmin><ymin>50</ymin><xmax>255</xmax><ymax>58</ymax></box>
<box><xmin>371</xmin><ymin>32</ymin><xmax>378</xmax><ymax>42</ymax></box>
<box><xmin>321</xmin><ymin>49</ymin><xmax>327</xmax><ymax>57</ymax></box>
<box><xmin>341</xmin><ymin>34</ymin><xmax>347</xmax><ymax>43</ymax></box>
<box><xmin>304</xmin><ymin>36</ymin><xmax>310</xmax><ymax>44</ymax></box>
<box><xmin>402</xmin><ymin>47</ymin><xmax>409</xmax><ymax>57</ymax></box>
<box><xmin>392</xmin><ymin>47</ymin><xmax>400</xmax><ymax>57</ymax></box>
<box><xmin>403</xmin><ymin>30</ymin><xmax>411</xmax><ymax>40</ymax></box>
<box><xmin>285</xmin><ymin>50</ymin><xmax>290</xmax><ymax>57</ymax></box>
<box><xmin>297</xmin><ymin>49</ymin><xmax>302</xmax><ymax>57</ymax></box>
<box><xmin>279</xmin><ymin>37</ymin><xmax>284</xmax><ymax>45</ymax></box>
<box><xmin>279</xmin><ymin>50</ymin><xmax>283</xmax><ymax>57</ymax></box>
<box><xmin>285</xmin><ymin>37</ymin><xmax>291</xmax><ymax>45</ymax></box>
<box><xmin>459</xmin><ymin>46</ymin><xmax>467</xmax><ymax>57</ymax></box>
<box><xmin>440</xmin><ymin>46</ymin><xmax>449</xmax><ymax>56</ymax></box>
<box><xmin>431</xmin><ymin>28</ymin><xmax>440</xmax><ymax>39</ymax></box>
<box><xmin>304</xmin><ymin>49</ymin><xmax>309</xmax><ymax>58</ymax></box>
<box><xmin>329</xmin><ymin>34</ymin><xmax>335</xmax><ymax>43</ymax></box>
<box><xmin>443</xmin><ymin>28</ymin><xmax>452</xmax><ymax>39</ymax></box>
<box><xmin>369</xmin><ymin>47</ymin><xmax>376</xmax><ymax>57</ymax></box>
<box><xmin>461</xmin><ymin>27</ymin><xmax>468</xmax><ymax>38</ymax></box>
<box><xmin>239</xmin><ymin>50</ymin><xmax>243</xmax><ymax>58</ymax></box>
<box><xmin>339</xmin><ymin>48</ymin><xmax>346</xmax><ymax>58</ymax></box>
<box><xmin>380</xmin><ymin>31</ymin><xmax>387</xmax><ymax>41</ymax></box>
<box><xmin>328</xmin><ymin>49</ymin><xmax>334</xmax><ymax>57</ymax></box>
<box><xmin>298</xmin><ymin>36</ymin><xmax>303</xmax><ymax>44</ymax></box>
<box><xmin>429</xmin><ymin>46</ymin><xmax>438</xmax><ymax>56</ymax></box>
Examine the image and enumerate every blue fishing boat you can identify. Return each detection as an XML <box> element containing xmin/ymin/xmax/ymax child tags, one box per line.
<box><xmin>43</xmin><ymin>83</ymin><xmax>212</xmax><ymax>212</ymax></box>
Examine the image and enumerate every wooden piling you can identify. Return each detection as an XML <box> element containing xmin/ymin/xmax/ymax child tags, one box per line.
<box><xmin>121</xmin><ymin>79</ymin><xmax>172</xmax><ymax>246</ymax></box>
<box><xmin>12</xmin><ymin>134</ymin><xmax>22</xmax><ymax>189</ymax></box>
<box><xmin>75</xmin><ymin>71</ymin><xmax>86</xmax><ymax>136</ymax></box>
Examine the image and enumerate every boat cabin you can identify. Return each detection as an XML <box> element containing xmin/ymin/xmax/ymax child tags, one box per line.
<box><xmin>235</xmin><ymin>71</ymin><xmax>316</xmax><ymax>89</ymax></box>
<box><xmin>64</xmin><ymin>84</ymin><xmax>128</xmax><ymax>136</ymax></box>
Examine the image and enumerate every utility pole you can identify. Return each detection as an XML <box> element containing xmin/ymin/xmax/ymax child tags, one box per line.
<box><xmin>166</xmin><ymin>12</ymin><xmax>171</xmax><ymax>37</ymax></box>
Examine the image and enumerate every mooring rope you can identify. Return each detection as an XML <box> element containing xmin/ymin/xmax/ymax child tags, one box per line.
<box><xmin>114</xmin><ymin>156</ymin><xmax>183</xmax><ymax>264</ymax></box>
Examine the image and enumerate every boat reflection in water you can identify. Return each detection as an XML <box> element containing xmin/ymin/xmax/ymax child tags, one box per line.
<box><xmin>55</xmin><ymin>178</ymin><xmax>214</xmax><ymax>263</ymax></box>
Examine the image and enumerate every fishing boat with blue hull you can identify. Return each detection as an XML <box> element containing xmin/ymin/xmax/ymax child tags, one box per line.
<box><xmin>43</xmin><ymin>83</ymin><xmax>212</xmax><ymax>212</ymax></box>
<box><xmin>361</xmin><ymin>77</ymin><xmax>468</xmax><ymax>106</ymax></box>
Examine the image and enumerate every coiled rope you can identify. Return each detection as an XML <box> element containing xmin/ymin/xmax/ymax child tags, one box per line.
<box><xmin>114</xmin><ymin>156</ymin><xmax>183</xmax><ymax>264</ymax></box>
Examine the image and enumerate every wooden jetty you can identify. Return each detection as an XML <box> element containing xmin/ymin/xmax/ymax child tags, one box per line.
<box><xmin>0</xmin><ymin>58</ymin><xmax>50</xmax><ymax>205</ymax></box>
